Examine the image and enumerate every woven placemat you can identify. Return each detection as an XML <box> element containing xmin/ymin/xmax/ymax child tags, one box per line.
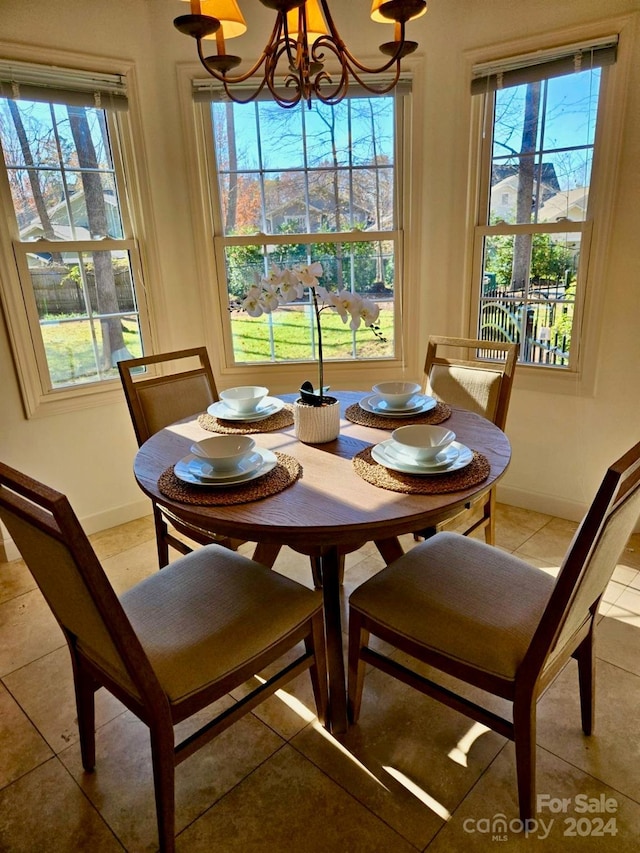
<box><xmin>198</xmin><ymin>404</ymin><xmax>295</xmax><ymax>435</ymax></box>
<box><xmin>345</xmin><ymin>401</ymin><xmax>452</xmax><ymax>430</ymax></box>
<box><xmin>352</xmin><ymin>446</ymin><xmax>490</xmax><ymax>495</ymax></box>
<box><xmin>158</xmin><ymin>452</ymin><xmax>301</xmax><ymax>506</ymax></box>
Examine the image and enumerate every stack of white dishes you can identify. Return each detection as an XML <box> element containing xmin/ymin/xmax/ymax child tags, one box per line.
<box><xmin>207</xmin><ymin>385</ymin><xmax>285</xmax><ymax>422</ymax></box>
<box><xmin>174</xmin><ymin>434</ymin><xmax>277</xmax><ymax>487</ymax></box>
<box><xmin>371</xmin><ymin>424</ymin><xmax>473</xmax><ymax>476</ymax></box>
<box><xmin>359</xmin><ymin>381</ymin><xmax>436</xmax><ymax>418</ymax></box>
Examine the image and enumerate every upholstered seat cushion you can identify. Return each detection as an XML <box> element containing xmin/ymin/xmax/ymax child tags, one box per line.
<box><xmin>350</xmin><ymin>532</ymin><xmax>555</xmax><ymax>679</ymax></box>
<box><xmin>113</xmin><ymin>545</ymin><xmax>322</xmax><ymax>704</ymax></box>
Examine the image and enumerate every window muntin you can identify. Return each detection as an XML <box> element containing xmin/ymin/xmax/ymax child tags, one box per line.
<box><xmin>209</xmin><ymin>95</ymin><xmax>399</xmax><ymax>368</ymax></box>
<box><xmin>473</xmin><ymin>63</ymin><xmax>604</xmax><ymax>369</ymax></box>
<box><xmin>0</xmin><ymin>95</ymin><xmax>145</xmax><ymax>389</ymax></box>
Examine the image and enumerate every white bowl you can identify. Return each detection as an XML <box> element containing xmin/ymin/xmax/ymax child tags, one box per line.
<box><xmin>190</xmin><ymin>435</ymin><xmax>256</xmax><ymax>472</ymax></box>
<box><xmin>391</xmin><ymin>425</ymin><xmax>456</xmax><ymax>464</ymax></box>
<box><xmin>372</xmin><ymin>381</ymin><xmax>422</xmax><ymax>410</ymax></box>
<box><xmin>219</xmin><ymin>385</ymin><xmax>269</xmax><ymax>414</ymax></box>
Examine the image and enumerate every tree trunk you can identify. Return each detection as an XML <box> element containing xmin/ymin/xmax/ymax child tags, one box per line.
<box><xmin>8</xmin><ymin>100</ymin><xmax>63</xmax><ymax>263</ymax></box>
<box><xmin>67</xmin><ymin>106</ymin><xmax>130</xmax><ymax>368</ymax></box>
<box><xmin>511</xmin><ymin>82</ymin><xmax>541</xmax><ymax>293</ymax></box>
<box><xmin>224</xmin><ymin>102</ymin><xmax>238</xmax><ymax>234</ymax></box>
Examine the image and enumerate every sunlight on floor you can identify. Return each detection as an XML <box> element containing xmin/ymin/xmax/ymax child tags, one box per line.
<box><xmin>383</xmin><ymin>765</ymin><xmax>452</xmax><ymax>820</ymax></box>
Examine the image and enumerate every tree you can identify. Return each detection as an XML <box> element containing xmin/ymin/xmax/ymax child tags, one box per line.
<box><xmin>511</xmin><ymin>82</ymin><xmax>540</xmax><ymax>292</ymax></box>
<box><xmin>67</xmin><ymin>106</ymin><xmax>131</xmax><ymax>367</ymax></box>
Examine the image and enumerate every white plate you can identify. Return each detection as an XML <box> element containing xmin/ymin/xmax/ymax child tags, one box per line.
<box><xmin>174</xmin><ymin>448</ymin><xmax>277</xmax><ymax>487</ymax></box>
<box><xmin>371</xmin><ymin>440</ymin><xmax>473</xmax><ymax>475</ymax></box>
<box><xmin>207</xmin><ymin>397</ymin><xmax>284</xmax><ymax>423</ymax></box>
<box><xmin>186</xmin><ymin>451</ymin><xmax>263</xmax><ymax>481</ymax></box>
<box><xmin>384</xmin><ymin>441</ymin><xmax>460</xmax><ymax>470</ymax></box>
<box><xmin>359</xmin><ymin>394</ymin><xmax>437</xmax><ymax>418</ymax></box>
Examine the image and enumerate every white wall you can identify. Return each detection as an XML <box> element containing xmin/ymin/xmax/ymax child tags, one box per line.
<box><xmin>1</xmin><ymin>0</ymin><xmax>639</xmax><ymax>557</ymax></box>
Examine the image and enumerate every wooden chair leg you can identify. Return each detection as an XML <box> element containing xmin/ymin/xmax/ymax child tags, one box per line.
<box><xmin>513</xmin><ymin>699</ymin><xmax>536</xmax><ymax>821</ymax></box>
<box><xmin>574</xmin><ymin>628</ymin><xmax>595</xmax><ymax>735</ymax></box>
<box><xmin>153</xmin><ymin>503</ymin><xmax>170</xmax><ymax>568</ymax></box>
<box><xmin>310</xmin><ymin>556</ymin><xmax>323</xmax><ymax>589</ymax></box>
<box><xmin>483</xmin><ymin>488</ymin><xmax>496</xmax><ymax>545</ymax></box>
<box><xmin>347</xmin><ymin>612</ymin><xmax>369</xmax><ymax>724</ymax></box>
<box><xmin>150</xmin><ymin>725</ymin><xmax>176</xmax><ymax>853</ymax></box>
<box><xmin>72</xmin><ymin>656</ymin><xmax>96</xmax><ymax>771</ymax></box>
<box><xmin>306</xmin><ymin>612</ymin><xmax>329</xmax><ymax>725</ymax></box>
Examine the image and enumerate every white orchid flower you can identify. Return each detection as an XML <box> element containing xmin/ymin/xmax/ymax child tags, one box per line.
<box><xmin>262</xmin><ymin>265</ymin><xmax>284</xmax><ymax>287</ymax></box>
<box><xmin>295</xmin><ymin>262</ymin><xmax>323</xmax><ymax>287</ymax></box>
<box><xmin>279</xmin><ymin>268</ymin><xmax>305</xmax><ymax>302</ymax></box>
<box><xmin>328</xmin><ymin>289</ymin><xmax>354</xmax><ymax>323</ymax></box>
<box><xmin>261</xmin><ymin>286</ymin><xmax>281</xmax><ymax>313</ymax></box>
<box><xmin>359</xmin><ymin>297</ymin><xmax>381</xmax><ymax>325</ymax></box>
<box><xmin>242</xmin><ymin>287</ymin><xmax>265</xmax><ymax>317</ymax></box>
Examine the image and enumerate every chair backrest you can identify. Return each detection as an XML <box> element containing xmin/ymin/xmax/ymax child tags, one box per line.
<box><xmin>424</xmin><ymin>336</ymin><xmax>519</xmax><ymax>429</ymax></box>
<box><xmin>0</xmin><ymin>462</ymin><xmax>160</xmax><ymax>705</ymax></box>
<box><xmin>526</xmin><ymin>441</ymin><xmax>640</xmax><ymax>677</ymax></box>
<box><xmin>118</xmin><ymin>347</ymin><xmax>218</xmax><ymax>446</ymax></box>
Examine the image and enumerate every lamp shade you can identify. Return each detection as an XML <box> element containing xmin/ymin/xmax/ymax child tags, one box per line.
<box><xmin>286</xmin><ymin>0</ymin><xmax>329</xmax><ymax>45</ymax></box>
<box><xmin>182</xmin><ymin>0</ymin><xmax>247</xmax><ymax>39</ymax></box>
<box><xmin>370</xmin><ymin>0</ymin><xmax>427</xmax><ymax>24</ymax></box>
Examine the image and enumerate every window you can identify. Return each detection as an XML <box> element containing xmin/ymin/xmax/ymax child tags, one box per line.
<box><xmin>197</xmin><ymin>85</ymin><xmax>407</xmax><ymax>371</ymax></box>
<box><xmin>470</xmin><ymin>37</ymin><xmax>617</xmax><ymax>369</ymax></box>
<box><xmin>0</xmin><ymin>59</ymin><xmax>149</xmax><ymax>412</ymax></box>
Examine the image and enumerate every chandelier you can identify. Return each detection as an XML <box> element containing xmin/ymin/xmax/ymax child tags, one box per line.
<box><xmin>175</xmin><ymin>0</ymin><xmax>427</xmax><ymax>108</ymax></box>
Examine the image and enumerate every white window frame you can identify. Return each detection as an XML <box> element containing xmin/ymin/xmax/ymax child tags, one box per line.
<box><xmin>464</xmin><ymin>19</ymin><xmax>633</xmax><ymax>392</ymax></box>
<box><xmin>0</xmin><ymin>45</ymin><xmax>155</xmax><ymax>418</ymax></box>
<box><xmin>179</xmin><ymin>60</ymin><xmax>422</xmax><ymax>390</ymax></box>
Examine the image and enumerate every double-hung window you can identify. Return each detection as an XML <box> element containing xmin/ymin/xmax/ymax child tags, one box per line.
<box><xmin>469</xmin><ymin>37</ymin><xmax>617</xmax><ymax>369</ymax></box>
<box><xmin>196</xmin><ymin>81</ymin><xmax>409</xmax><ymax>373</ymax></box>
<box><xmin>0</xmin><ymin>58</ymin><xmax>149</xmax><ymax>414</ymax></box>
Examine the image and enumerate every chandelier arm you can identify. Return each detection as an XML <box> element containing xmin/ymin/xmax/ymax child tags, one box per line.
<box><xmin>196</xmin><ymin>17</ymin><xmax>281</xmax><ymax>86</ymax></box>
<box><xmin>319</xmin><ymin>0</ymin><xmax>410</xmax><ymax>73</ymax></box>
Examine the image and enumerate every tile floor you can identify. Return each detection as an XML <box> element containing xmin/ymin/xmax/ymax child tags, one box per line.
<box><xmin>1</xmin><ymin>505</ymin><xmax>639</xmax><ymax>852</ymax></box>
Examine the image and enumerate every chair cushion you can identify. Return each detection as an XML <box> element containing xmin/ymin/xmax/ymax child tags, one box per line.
<box><xmin>117</xmin><ymin>545</ymin><xmax>322</xmax><ymax>704</ymax></box>
<box><xmin>350</xmin><ymin>532</ymin><xmax>555</xmax><ymax>680</ymax></box>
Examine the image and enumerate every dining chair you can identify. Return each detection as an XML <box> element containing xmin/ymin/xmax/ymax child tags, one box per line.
<box><xmin>418</xmin><ymin>335</ymin><xmax>519</xmax><ymax>544</ymax></box>
<box><xmin>348</xmin><ymin>440</ymin><xmax>640</xmax><ymax>821</ymax></box>
<box><xmin>0</xmin><ymin>462</ymin><xmax>327</xmax><ymax>853</ymax></box>
<box><xmin>118</xmin><ymin>347</ymin><xmax>263</xmax><ymax>567</ymax></box>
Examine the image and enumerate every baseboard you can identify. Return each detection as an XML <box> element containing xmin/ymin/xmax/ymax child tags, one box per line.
<box><xmin>1</xmin><ymin>497</ymin><xmax>153</xmax><ymax>563</ymax></box>
<box><xmin>495</xmin><ymin>484</ymin><xmax>588</xmax><ymax>524</ymax></box>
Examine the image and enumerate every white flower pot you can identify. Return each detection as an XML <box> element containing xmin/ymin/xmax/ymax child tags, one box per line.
<box><xmin>293</xmin><ymin>396</ymin><xmax>341</xmax><ymax>444</ymax></box>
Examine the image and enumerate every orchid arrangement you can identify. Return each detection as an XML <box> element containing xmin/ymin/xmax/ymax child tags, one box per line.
<box><xmin>235</xmin><ymin>262</ymin><xmax>384</xmax><ymax>405</ymax></box>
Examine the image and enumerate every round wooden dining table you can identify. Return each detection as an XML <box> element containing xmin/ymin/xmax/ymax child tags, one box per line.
<box><xmin>133</xmin><ymin>391</ymin><xmax>511</xmax><ymax>733</ymax></box>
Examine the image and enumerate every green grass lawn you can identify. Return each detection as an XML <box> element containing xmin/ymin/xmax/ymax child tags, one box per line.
<box><xmin>40</xmin><ymin>306</ymin><xmax>394</xmax><ymax>386</ymax></box>
<box><xmin>230</xmin><ymin>305</ymin><xmax>394</xmax><ymax>362</ymax></box>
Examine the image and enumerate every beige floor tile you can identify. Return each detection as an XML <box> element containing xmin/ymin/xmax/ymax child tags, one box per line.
<box><xmin>59</xmin><ymin>702</ymin><xmax>286</xmax><ymax>853</ymax></box>
<box><xmin>294</xmin><ymin>662</ymin><xmax>506</xmax><ymax>849</ymax></box>
<box><xmin>612</xmin><ymin>562</ymin><xmax>639</xmax><ymax>586</ymax></box>
<box><xmin>536</xmin><ymin>659</ymin><xmax>640</xmax><ymax>805</ymax></box>
<box><xmin>620</xmin><ymin>532</ymin><xmax>640</xmax><ymax>571</ymax></box>
<box><xmin>3</xmin><ymin>646</ymin><xmax>125</xmax><ymax>754</ymax></box>
<box><xmin>608</xmin><ymin>585</ymin><xmax>640</xmax><ymax>617</ymax></box>
<box><xmin>0</xmin><ymin>758</ymin><xmax>123</xmax><ymax>852</ymax></box>
<box><xmin>0</xmin><ymin>682</ymin><xmax>52</xmax><ymax>788</ymax></box>
<box><xmin>88</xmin><ymin>515</ymin><xmax>155</xmax><ymax>562</ymax></box>
<box><xmin>493</xmin><ymin>503</ymin><xmax>554</xmax><ymax>551</ymax></box>
<box><xmin>596</xmin><ymin>615</ymin><xmax>640</xmax><ymax>677</ymax></box>
<box><xmin>0</xmin><ymin>589</ymin><xmax>64</xmax><ymax>676</ymax></box>
<box><xmin>427</xmin><ymin>743</ymin><xmax>640</xmax><ymax>851</ymax></box>
<box><xmin>176</xmin><ymin>744</ymin><xmax>416</xmax><ymax>852</ymax></box>
<box><xmin>515</xmin><ymin>517</ymin><xmax>579</xmax><ymax>564</ymax></box>
<box><xmin>0</xmin><ymin>557</ymin><xmax>37</xmax><ymax>605</ymax></box>
<box><xmin>101</xmin><ymin>538</ymin><xmax>160</xmax><ymax>595</ymax></box>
